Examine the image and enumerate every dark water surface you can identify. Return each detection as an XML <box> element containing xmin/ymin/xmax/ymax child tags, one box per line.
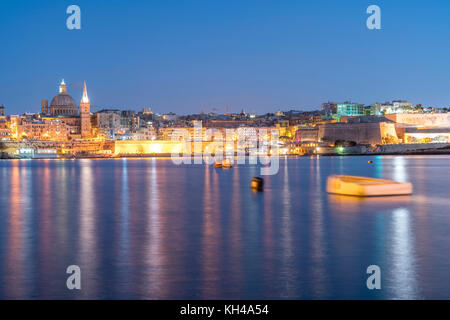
<box><xmin>0</xmin><ymin>156</ymin><xmax>449</xmax><ymax>299</ymax></box>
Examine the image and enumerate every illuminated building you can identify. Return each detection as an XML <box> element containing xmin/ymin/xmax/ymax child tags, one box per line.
<box><xmin>120</xmin><ymin>110</ymin><xmax>140</xmax><ymax>132</ymax></box>
<box><xmin>135</xmin><ymin>126</ymin><xmax>156</xmax><ymax>140</ymax></box>
<box><xmin>392</xmin><ymin>100</ymin><xmax>413</xmax><ymax>113</ymax></box>
<box><xmin>0</xmin><ymin>119</ymin><xmax>10</xmax><ymax>140</ymax></box>
<box><xmin>18</xmin><ymin>118</ymin><xmax>68</xmax><ymax>141</ymax></box>
<box><xmin>336</xmin><ymin>103</ymin><xmax>365</xmax><ymax>117</ymax></box>
<box><xmin>157</xmin><ymin>126</ymin><xmax>208</xmax><ymax>141</ymax></box>
<box><xmin>295</xmin><ymin>127</ymin><xmax>319</xmax><ymax>142</ymax></box>
<box><xmin>141</xmin><ymin>107</ymin><xmax>153</xmax><ymax>115</ymax></box>
<box><xmin>276</xmin><ymin>120</ymin><xmax>297</xmax><ymax>138</ymax></box>
<box><xmin>96</xmin><ymin>110</ymin><xmax>122</xmax><ymax>139</ymax></box>
<box><xmin>404</xmin><ymin>128</ymin><xmax>450</xmax><ymax>143</ymax></box>
<box><xmin>385</xmin><ymin>113</ymin><xmax>450</xmax><ymax>127</ymax></box>
<box><xmin>0</xmin><ymin>107</ymin><xmax>8</xmax><ymax>140</ymax></box>
<box><xmin>274</xmin><ymin>110</ymin><xmax>285</xmax><ymax>117</ymax></box>
<box><xmin>364</xmin><ymin>104</ymin><xmax>381</xmax><ymax>116</ymax></box>
<box><xmin>385</xmin><ymin>113</ymin><xmax>450</xmax><ymax>143</ymax></box>
<box><xmin>377</xmin><ymin>101</ymin><xmax>415</xmax><ymax>114</ymax></box>
<box><xmin>9</xmin><ymin>115</ymin><xmax>20</xmax><ymax>140</ymax></box>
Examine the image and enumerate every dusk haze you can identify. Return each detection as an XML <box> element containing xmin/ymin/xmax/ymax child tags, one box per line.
<box><xmin>1</xmin><ymin>0</ymin><xmax>450</xmax><ymax>114</ymax></box>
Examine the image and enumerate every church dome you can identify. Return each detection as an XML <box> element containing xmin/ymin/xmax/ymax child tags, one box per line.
<box><xmin>50</xmin><ymin>92</ymin><xmax>77</xmax><ymax>108</ymax></box>
<box><xmin>48</xmin><ymin>79</ymin><xmax>79</xmax><ymax>116</ymax></box>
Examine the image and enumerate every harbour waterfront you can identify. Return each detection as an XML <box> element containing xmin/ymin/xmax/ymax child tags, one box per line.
<box><xmin>0</xmin><ymin>156</ymin><xmax>449</xmax><ymax>299</ymax></box>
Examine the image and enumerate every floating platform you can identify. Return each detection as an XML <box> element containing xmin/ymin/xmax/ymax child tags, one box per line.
<box><xmin>326</xmin><ymin>175</ymin><xmax>413</xmax><ymax>197</ymax></box>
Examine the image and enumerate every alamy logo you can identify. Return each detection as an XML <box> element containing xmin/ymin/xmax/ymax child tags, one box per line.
<box><xmin>66</xmin><ymin>265</ymin><xmax>81</xmax><ymax>290</ymax></box>
<box><xmin>366</xmin><ymin>265</ymin><xmax>381</xmax><ymax>290</ymax></box>
<box><xmin>366</xmin><ymin>5</ymin><xmax>381</xmax><ymax>30</ymax></box>
<box><xmin>66</xmin><ymin>5</ymin><xmax>81</xmax><ymax>30</ymax></box>
<box><xmin>170</xmin><ymin>121</ymin><xmax>280</xmax><ymax>175</ymax></box>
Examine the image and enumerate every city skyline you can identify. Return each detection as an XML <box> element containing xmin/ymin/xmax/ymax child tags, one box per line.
<box><xmin>0</xmin><ymin>77</ymin><xmax>446</xmax><ymax>116</ymax></box>
<box><xmin>2</xmin><ymin>0</ymin><xmax>450</xmax><ymax>114</ymax></box>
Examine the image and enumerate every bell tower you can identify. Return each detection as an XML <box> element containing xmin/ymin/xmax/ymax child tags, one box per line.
<box><xmin>80</xmin><ymin>81</ymin><xmax>91</xmax><ymax>138</ymax></box>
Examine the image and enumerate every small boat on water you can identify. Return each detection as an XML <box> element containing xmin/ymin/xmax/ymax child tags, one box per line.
<box><xmin>222</xmin><ymin>159</ymin><xmax>233</xmax><ymax>168</ymax></box>
<box><xmin>214</xmin><ymin>159</ymin><xmax>233</xmax><ymax>169</ymax></box>
<box><xmin>326</xmin><ymin>175</ymin><xmax>413</xmax><ymax>197</ymax></box>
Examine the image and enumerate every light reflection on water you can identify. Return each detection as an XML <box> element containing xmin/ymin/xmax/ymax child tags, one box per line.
<box><xmin>389</xmin><ymin>208</ymin><xmax>420</xmax><ymax>299</ymax></box>
<box><xmin>0</xmin><ymin>156</ymin><xmax>449</xmax><ymax>299</ymax></box>
<box><xmin>393</xmin><ymin>157</ymin><xmax>408</xmax><ymax>182</ymax></box>
<box><xmin>79</xmin><ymin>160</ymin><xmax>97</xmax><ymax>298</ymax></box>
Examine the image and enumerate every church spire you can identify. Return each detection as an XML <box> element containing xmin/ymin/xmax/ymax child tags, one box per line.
<box><xmin>80</xmin><ymin>80</ymin><xmax>91</xmax><ymax>139</ymax></box>
<box><xmin>81</xmin><ymin>81</ymin><xmax>89</xmax><ymax>103</ymax></box>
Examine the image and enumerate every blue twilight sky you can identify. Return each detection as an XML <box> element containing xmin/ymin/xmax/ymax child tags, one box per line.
<box><xmin>0</xmin><ymin>0</ymin><xmax>450</xmax><ymax>115</ymax></box>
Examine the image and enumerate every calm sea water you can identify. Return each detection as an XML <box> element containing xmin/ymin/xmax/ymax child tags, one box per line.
<box><xmin>0</xmin><ymin>156</ymin><xmax>449</xmax><ymax>299</ymax></box>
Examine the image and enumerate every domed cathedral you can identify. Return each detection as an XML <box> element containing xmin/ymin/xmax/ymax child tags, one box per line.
<box><xmin>40</xmin><ymin>79</ymin><xmax>92</xmax><ymax>139</ymax></box>
<box><xmin>47</xmin><ymin>80</ymin><xmax>79</xmax><ymax>116</ymax></box>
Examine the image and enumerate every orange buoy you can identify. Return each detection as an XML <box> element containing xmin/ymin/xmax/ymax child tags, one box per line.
<box><xmin>251</xmin><ymin>177</ymin><xmax>264</xmax><ymax>191</ymax></box>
